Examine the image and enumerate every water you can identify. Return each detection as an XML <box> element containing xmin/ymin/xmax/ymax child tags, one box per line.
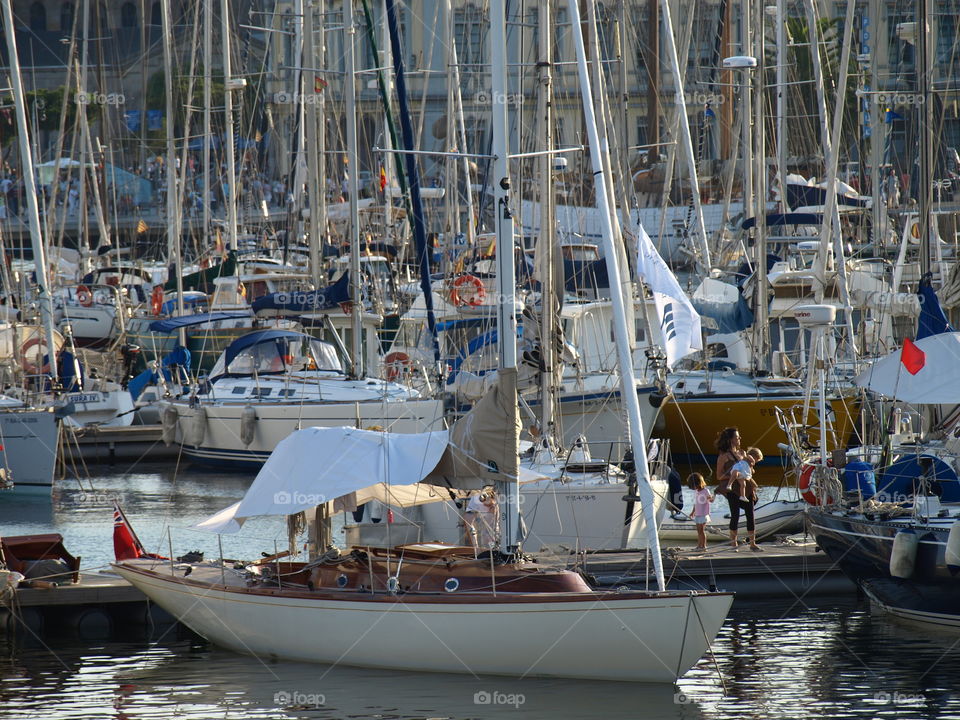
<box><xmin>1</xmin><ymin>467</ymin><xmax>960</xmax><ymax>718</ymax></box>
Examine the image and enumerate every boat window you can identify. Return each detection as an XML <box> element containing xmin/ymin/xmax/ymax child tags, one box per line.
<box><xmin>221</xmin><ymin>335</ymin><xmax>344</xmax><ymax>377</ymax></box>
<box><xmin>252</xmin><ymin>388</ymin><xmax>272</xmax><ymax>397</ymax></box>
<box><xmin>231</xmin><ymin>386</ymin><xmax>246</xmax><ymax>394</ymax></box>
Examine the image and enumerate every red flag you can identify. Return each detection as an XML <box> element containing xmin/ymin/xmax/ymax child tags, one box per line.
<box><xmin>113</xmin><ymin>502</ymin><xmax>167</xmax><ymax>561</ymax></box>
<box><xmin>379</xmin><ymin>166</ymin><xmax>387</xmax><ymax>192</ymax></box>
<box><xmin>900</xmin><ymin>338</ymin><xmax>926</xmax><ymax>375</ymax></box>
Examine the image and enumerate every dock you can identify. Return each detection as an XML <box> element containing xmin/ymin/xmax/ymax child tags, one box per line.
<box><xmin>543</xmin><ymin>539</ymin><xmax>856</xmax><ymax>598</ymax></box>
<box><xmin>61</xmin><ymin>425</ymin><xmax>179</xmax><ymax>465</ymax></box>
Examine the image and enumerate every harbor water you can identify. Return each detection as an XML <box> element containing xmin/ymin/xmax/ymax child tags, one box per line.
<box><xmin>1</xmin><ymin>466</ymin><xmax>959</xmax><ymax>719</ymax></box>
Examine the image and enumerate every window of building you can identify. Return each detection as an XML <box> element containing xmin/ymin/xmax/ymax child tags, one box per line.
<box><xmin>60</xmin><ymin>2</ymin><xmax>74</xmax><ymax>32</ymax></box>
<box><xmin>150</xmin><ymin>1</ymin><xmax>161</xmax><ymax>26</ymax></box>
<box><xmin>29</xmin><ymin>2</ymin><xmax>47</xmax><ymax>33</ymax></box>
<box><xmin>121</xmin><ymin>2</ymin><xmax>136</xmax><ymax>28</ymax></box>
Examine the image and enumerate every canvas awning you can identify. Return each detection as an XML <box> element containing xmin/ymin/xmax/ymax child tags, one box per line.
<box><xmin>854</xmin><ymin>332</ymin><xmax>960</xmax><ymax>403</ymax></box>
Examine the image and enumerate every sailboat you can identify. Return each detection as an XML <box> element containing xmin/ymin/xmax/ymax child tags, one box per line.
<box><xmin>112</xmin><ymin>0</ymin><xmax>731</xmax><ymax>683</ymax></box>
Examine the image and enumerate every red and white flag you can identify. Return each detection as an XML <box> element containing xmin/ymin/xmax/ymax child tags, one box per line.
<box><xmin>900</xmin><ymin>337</ymin><xmax>926</xmax><ymax>375</ymax></box>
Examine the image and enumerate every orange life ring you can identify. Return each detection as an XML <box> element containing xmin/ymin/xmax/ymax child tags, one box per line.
<box><xmin>151</xmin><ymin>285</ymin><xmax>165</xmax><ymax>316</ymax></box>
<box><xmin>76</xmin><ymin>285</ymin><xmax>93</xmax><ymax>307</ymax></box>
<box><xmin>384</xmin><ymin>351</ymin><xmax>411</xmax><ymax>381</ymax></box>
<box><xmin>798</xmin><ymin>460</ymin><xmax>835</xmax><ymax>505</ymax></box>
<box><xmin>450</xmin><ymin>274</ymin><xmax>486</xmax><ymax>307</ymax></box>
<box><xmin>19</xmin><ymin>337</ymin><xmax>50</xmax><ymax>375</ymax></box>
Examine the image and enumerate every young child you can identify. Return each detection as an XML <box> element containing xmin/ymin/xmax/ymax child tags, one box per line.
<box><xmin>730</xmin><ymin>447</ymin><xmax>763</xmax><ymax>503</ymax></box>
<box><xmin>687</xmin><ymin>473</ymin><xmax>715</xmax><ymax>550</ymax></box>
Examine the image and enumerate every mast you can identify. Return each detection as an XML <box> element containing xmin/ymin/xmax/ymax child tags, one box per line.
<box><xmin>537</xmin><ymin>0</ymin><xmax>557</xmax><ymax>444</ymax></box>
<box><xmin>344</xmin><ymin>0</ymin><xmax>363</xmax><ymax>378</ymax></box>
<box><xmin>161</xmin><ymin>0</ymin><xmax>186</xmax><ymax>325</ymax></box>
<box><xmin>3</xmin><ymin>0</ymin><xmax>58</xmax><ymax>382</ymax></box>
<box><xmin>221</xmin><ymin>0</ymin><xmax>238</xmax><ymax>253</ymax></box>
<box><xmin>568</xmin><ymin>0</ymin><xmax>665</xmax><ymax>592</ymax></box>
<box><xmin>753</xmin><ymin>2</ymin><xmax>768</xmax><ymax>372</ymax></box>
<box><xmin>774</xmin><ymin>0</ymin><xmax>788</xmax><ymax>210</ymax></box>
<box><xmin>646</xmin><ymin>0</ymin><xmax>659</xmax><ymax>161</ymax></box>
<box><xmin>203</xmin><ymin>0</ymin><xmax>212</xmax><ymax>253</ymax></box>
<box><xmin>917</xmin><ymin>0</ymin><xmax>933</xmax><ymax>278</ymax></box>
<box><xmin>490</xmin><ymin>0</ymin><xmax>520</xmax><ymax>552</ymax></box>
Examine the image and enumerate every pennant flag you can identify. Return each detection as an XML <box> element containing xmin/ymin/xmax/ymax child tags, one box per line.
<box><xmin>635</xmin><ymin>223</ymin><xmax>703</xmax><ymax>368</ymax></box>
<box><xmin>314</xmin><ymin>75</ymin><xmax>327</xmax><ymax>93</ymax></box>
<box><xmin>136</xmin><ymin>218</ymin><xmax>148</xmax><ymax>235</ymax></box>
<box><xmin>113</xmin><ymin>501</ymin><xmax>167</xmax><ymax>561</ymax></box>
<box><xmin>704</xmin><ymin>104</ymin><xmax>716</xmax><ymax>118</ymax></box>
<box><xmin>900</xmin><ymin>337</ymin><xmax>926</xmax><ymax>375</ymax></box>
<box><xmin>379</xmin><ymin>166</ymin><xmax>387</xmax><ymax>192</ymax></box>
<box><xmin>884</xmin><ymin>108</ymin><xmax>903</xmax><ymax>123</ymax></box>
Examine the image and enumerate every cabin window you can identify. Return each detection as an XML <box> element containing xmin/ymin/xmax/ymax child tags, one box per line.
<box><xmin>231</xmin><ymin>386</ymin><xmax>246</xmax><ymax>394</ymax></box>
<box><xmin>30</xmin><ymin>3</ymin><xmax>47</xmax><ymax>32</ymax></box>
<box><xmin>252</xmin><ymin>388</ymin><xmax>272</xmax><ymax>397</ymax></box>
<box><xmin>278</xmin><ymin>389</ymin><xmax>296</xmax><ymax>397</ymax></box>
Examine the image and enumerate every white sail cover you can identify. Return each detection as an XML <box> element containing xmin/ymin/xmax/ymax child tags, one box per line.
<box><xmin>854</xmin><ymin>332</ymin><xmax>960</xmax><ymax>403</ymax></box>
<box><xmin>196</xmin><ymin>427</ymin><xmax>450</xmax><ymax>533</ymax></box>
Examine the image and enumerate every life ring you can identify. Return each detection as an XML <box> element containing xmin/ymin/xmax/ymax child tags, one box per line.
<box><xmin>76</xmin><ymin>285</ymin><xmax>93</xmax><ymax>307</ymax></box>
<box><xmin>384</xmin><ymin>351</ymin><xmax>411</xmax><ymax>381</ymax></box>
<box><xmin>19</xmin><ymin>337</ymin><xmax>50</xmax><ymax>375</ymax></box>
<box><xmin>151</xmin><ymin>285</ymin><xmax>165</xmax><ymax>316</ymax></box>
<box><xmin>798</xmin><ymin>460</ymin><xmax>835</xmax><ymax>505</ymax></box>
<box><xmin>450</xmin><ymin>274</ymin><xmax>486</xmax><ymax>307</ymax></box>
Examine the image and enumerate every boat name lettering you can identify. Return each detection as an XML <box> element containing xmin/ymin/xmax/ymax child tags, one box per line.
<box><xmin>67</xmin><ymin>394</ymin><xmax>102</xmax><ymax>404</ymax></box>
<box><xmin>565</xmin><ymin>494</ymin><xmax>598</xmax><ymax>502</ymax></box>
<box><xmin>4</xmin><ymin>416</ymin><xmax>37</xmax><ymax>423</ymax></box>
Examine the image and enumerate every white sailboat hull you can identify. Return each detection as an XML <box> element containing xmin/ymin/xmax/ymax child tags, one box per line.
<box><xmin>0</xmin><ymin>409</ymin><xmax>59</xmax><ymax>491</ymax></box>
<box><xmin>172</xmin><ymin>398</ymin><xmax>447</xmax><ymax>467</ymax></box>
<box><xmin>113</xmin><ymin>561</ymin><xmax>732</xmax><ymax>682</ymax></box>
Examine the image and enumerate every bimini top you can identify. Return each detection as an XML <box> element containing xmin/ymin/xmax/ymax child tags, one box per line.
<box><xmin>209</xmin><ymin>329</ymin><xmax>342</xmax><ymax>380</ymax></box>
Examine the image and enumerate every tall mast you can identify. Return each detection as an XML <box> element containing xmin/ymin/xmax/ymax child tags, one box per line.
<box><xmin>304</xmin><ymin>0</ymin><xmax>322</xmax><ymax>286</ymax></box>
<box><xmin>221</xmin><ymin>0</ymin><xmax>238</xmax><ymax>253</ymax></box>
<box><xmin>490</xmin><ymin>0</ymin><xmax>520</xmax><ymax>552</ymax></box>
<box><xmin>917</xmin><ymin>0</ymin><xmax>933</xmax><ymax>277</ymax></box>
<box><xmin>345</xmin><ymin>0</ymin><xmax>363</xmax><ymax>378</ymax></box>
<box><xmin>203</xmin><ymin>0</ymin><xmax>212</xmax><ymax>251</ymax></box>
<box><xmin>3</xmin><ymin>0</ymin><xmax>58</xmax><ymax>382</ymax></box>
<box><xmin>753</xmin><ymin>2</ymin><xmax>768</xmax><ymax>371</ymax></box>
<box><xmin>774</xmin><ymin>0</ymin><xmax>788</xmax><ymax>210</ymax></box>
<box><xmin>537</xmin><ymin>0</ymin><xmax>556</xmax><ymax>443</ymax></box>
<box><xmin>161</xmin><ymin>0</ymin><xmax>186</xmax><ymax>328</ymax></box>
<box><xmin>568</xmin><ymin>0</ymin><xmax>665</xmax><ymax>592</ymax></box>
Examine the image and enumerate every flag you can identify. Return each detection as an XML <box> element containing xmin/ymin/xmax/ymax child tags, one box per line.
<box><xmin>900</xmin><ymin>338</ymin><xmax>926</xmax><ymax>375</ymax></box>
<box><xmin>635</xmin><ymin>223</ymin><xmax>703</xmax><ymax>368</ymax></box>
<box><xmin>136</xmin><ymin>218</ymin><xmax>148</xmax><ymax>234</ymax></box>
<box><xmin>704</xmin><ymin>104</ymin><xmax>716</xmax><ymax>118</ymax></box>
<box><xmin>884</xmin><ymin>108</ymin><xmax>903</xmax><ymax>123</ymax></box>
<box><xmin>113</xmin><ymin>501</ymin><xmax>166</xmax><ymax>561</ymax></box>
<box><xmin>314</xmin><ymin>75</ymin><xmax>327</xmax><ymax>93</ymax></box>
<box><xmin>379</xmin><ymin>166</ymin><xmax>387</xmax><ymax>192</ymax></box>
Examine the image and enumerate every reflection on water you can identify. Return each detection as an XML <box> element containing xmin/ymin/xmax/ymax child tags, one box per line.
<box><xmin>2</xmin><ymin>598</ymin><xmax>959</xmax><ymax>719</ymax></box>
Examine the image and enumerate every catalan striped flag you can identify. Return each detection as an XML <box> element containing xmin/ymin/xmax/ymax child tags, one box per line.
<box><xmin>136</xmin><ymin>218</ymin><xmax>148</xmax><ymax>234</ymax></box>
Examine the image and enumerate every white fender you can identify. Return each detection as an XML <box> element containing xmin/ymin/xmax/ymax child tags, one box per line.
<box><xmin>889</xmin><ymin>529</ymin><xmax>919</xmax><ymax>579</ymax></box>
<box><xmin>946</xmin><ymin>521</ymin><xmax>960</xmax><ymax>569</ymax></box>
<box><xmin>161</xmin><ymin>405</ymin><xmax>178</xmax><ymax>446</ymax></box>
<box><xmin>240</xmin><ymin>405</ymin><xmax>257</xmax><ymax>447</ymax></box>
<box><xmin>184</xmin><ymin>406</ymin><xmax>207</xmax><ymax>448</ymax></box>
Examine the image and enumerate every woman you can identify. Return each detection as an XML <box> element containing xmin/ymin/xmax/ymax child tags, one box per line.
<box><xmin>464</xmin><ymin>486</ymin><xmax>500</xmax><ymax>551</ymax></box>
<box><xmin>714</xmin><ymin>426</ymin><xmax>761</xmax><ymax>551</ymax></box>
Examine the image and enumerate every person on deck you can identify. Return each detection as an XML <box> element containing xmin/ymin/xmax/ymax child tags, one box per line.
<box><xmin>715</xmin><ymin>427</ymin><xmax>761</xmax><ymax>552</ymax></box>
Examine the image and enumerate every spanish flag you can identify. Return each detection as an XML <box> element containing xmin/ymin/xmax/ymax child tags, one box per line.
<box><xmin>136</xmin><ymin>218</ymin><xmax>148</xmax><ymax>234</ymax></box>
<box><xmin>379</xmin><ymin>166</ymin><xmax>387</xmax><ymax>192</ymax></box>
<box><xmin>314</xmin><ymin>75</ymin><xmax>327</xmax><ymax>93</ymax></box>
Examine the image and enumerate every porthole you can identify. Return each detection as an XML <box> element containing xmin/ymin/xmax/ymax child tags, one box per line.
<box><xmin>444</xmin><ymin>577</ymin><xmax>459</xmax><ymax>593</ymax></box>
<box><xmin>336</xmin><ymin>574</ymin><xmax>348</xmax><ymax>587</ymax></box>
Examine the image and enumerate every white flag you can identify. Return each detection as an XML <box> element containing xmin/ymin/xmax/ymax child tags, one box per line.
<box><xmin>635</xmin><ymin>223</ymin><xmax>702</xmax><ymax>368</ymax></box>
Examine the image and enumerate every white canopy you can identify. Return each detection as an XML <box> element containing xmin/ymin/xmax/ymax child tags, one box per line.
<box><xmin>854</xmin><ymin>332</ymin><xmax>960</xmax><ymax>403</ymax></box>
<box><xmin>196</xmin><ymin>427</ymin><xmax>450</xmax><ymax>533</ymax></box>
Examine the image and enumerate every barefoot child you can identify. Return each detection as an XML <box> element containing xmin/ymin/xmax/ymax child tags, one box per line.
<box><xmin>730</xmin><ymin>447</ymin><xmax>763</xmax><ymax>503</ymax></box>
<box><xmin>687</xmin><ymin>473</ymin><xmax>715</xmax><ymax>550</ymax></box>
